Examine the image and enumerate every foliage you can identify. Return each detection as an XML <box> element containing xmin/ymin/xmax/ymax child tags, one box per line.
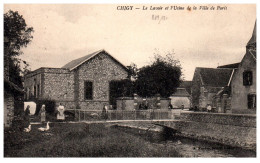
<box><xmin>126</xmin><ymin>63</ymin><xmax>138</xmax><ymax>81</ymax></box>
<box><xmin>4</xmin><ymin>10</ymin><xmax>33</xmax><ymax>86</ymax></box>
<box><xmin>109</xmin><ymin>79</ymin><xmax>135</xmax><ymax>107</ymax></box>
<box><xmin>135</xmin><ymin>51</ymin><xmax>182</xmax><ymax>98</ymax></box>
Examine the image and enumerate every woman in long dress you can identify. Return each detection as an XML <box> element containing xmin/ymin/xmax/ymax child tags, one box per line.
<box><xmin>57</xmin><ymin>103</ymin><xmax>65</xmax><ymax>121</ymax></box>
<box><xmin>40</xmin><ymin>104</ymin><xmax>46</xmax><ymax>124</ymax></box>
<box><xmin>102</xmin><ymin>105</ymin><xmax>108</xmax><ymax>120</ymax></box>
<box><xmin>24</xmin><ymin>105</ymin><xmax>30</xmax><ymax>128</ymax></box>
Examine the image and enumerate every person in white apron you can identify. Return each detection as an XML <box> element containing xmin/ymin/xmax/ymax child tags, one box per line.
<box><xmin>207</xmin><ymin>104</ymin><xmax>212</xmax><ymax>113</ymax></box>
<box><xmin>57</xmin><ymin>103</ymin><xmax>65</xmax><ymax>121</ymax></box>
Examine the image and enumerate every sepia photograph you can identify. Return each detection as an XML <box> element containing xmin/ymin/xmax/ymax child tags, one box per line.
<box><xmin>3</xmin><ymin>2</ymin><xmax>257</xmax><ymax>158</ymax></box>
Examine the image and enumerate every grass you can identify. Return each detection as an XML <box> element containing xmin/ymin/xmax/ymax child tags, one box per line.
<box><xmin>4</xmin><ymin>122</ymin><xmax>182</xmax><ymax>157</ymax></box>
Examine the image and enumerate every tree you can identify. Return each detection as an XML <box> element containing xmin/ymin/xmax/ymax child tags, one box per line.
<box><xmin>109</xmin><ymin>79</ymin><xmax>135</xmax><ymax>108</ymax></box>
<box><xmin>126</xmin><ymin>63</ymin><xmax>138</xmax><ymax>81</ymax></box>
<box><xmin>4</xmin><ymin>10</ymin><xmax>33</xmax><ymax>87</ymax></box>
<box><xmin>135</xmin><ymin>51</ymin><xmax>182</xmax><ymax>98</ymax></box>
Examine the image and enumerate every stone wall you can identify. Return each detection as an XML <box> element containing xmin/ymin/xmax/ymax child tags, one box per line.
<box><xmin>24</xmin><ymin>70</ymin><xmax>42</xmax><ymax>99</ymax></box>
<box><xmin>4</xmin><ymin>92</ymin><xmax>14</xmax><ymax>127</ymax></box>
<box><xmin>155</xmin><ymin>112</ymin><xmax>256</xmax><ymax>151</ymax></box>
<box><xmin>191</xmin><ymin>69</ymin><xmax>201</xmax><ymax>108</ymax></box>
<box><xmin>117</xmin><ymin>95</ymin><xmax>171</xmax><ymax>110</ymax></box>
<box><xmin>43</xmin><ymin>72</ymin><xmax>74</xmax><ymax>101</ymax></box>
<box><xmin>231</xmin><ymin>50</ymin><xmax>256</xmax><ymax>114</ymax></box>
<box><xmin>24</xmin><ymin>68</ymin><xmax>74</xmax><ymax>102</ymax></box>
<box><xmin>180</xmin><ymin>112</ymin><xmax>256</xmax><ymax>127</ymax></box>
<box><xmin>117</xmin><ymin>97</ymin><xmax>135</xmax><ymax>110</ymax></box>
<box><xmin>76</xmin><ymin>52</ymin><xmax>128</xmax><ymax>110</ymax></box>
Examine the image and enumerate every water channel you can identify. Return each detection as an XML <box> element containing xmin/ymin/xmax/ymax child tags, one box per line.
<box><xmin>112</xmin><ymin>124</ymin><xmax>256</xmax><ymax>157</ymax></box>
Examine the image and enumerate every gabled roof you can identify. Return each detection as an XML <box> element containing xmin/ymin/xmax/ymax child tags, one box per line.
<box><xmin>247</xmin><ymin>21</ymin><xmax>256</xmax><ymax>46</ymax></box>
<box><xmin>179</xmin><ymin>81</ymin><xmax>192</xmax><ymax>88</ymax></box>
<box><xmin>217</xmin><ymin>62</ymin><xmax>240</xmax><ymax>69</ymax></box>
<box><xmin>195</xmin><ymin>67</ymin><xmax>234</xmax><ymax>87</ymax></box>
<box><xmin>62</xmin><ymin>49</ymin><xmax>128</xmax><ymax>71</ymax></box>
<box><xmin>248</xmin><ymin>49</ymin><xmax>256</xmax><ymax>60</ymax></box>
<box><xmin>179</xmin><ymin>81</ymin><xmax>192</xmax><ymax>94</ymax></box>
<box><xmin>171</xmin><ymin>88</ymin><xmax>190</xmax><ymax>97</ymax></box>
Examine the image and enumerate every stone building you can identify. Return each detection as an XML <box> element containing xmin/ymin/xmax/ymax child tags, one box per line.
<box><xmin>211</xmin><ymin>63</ymin><xmax>239</xmax><ymax>113</ymax></box>
<box><xmin>192</xmin><ymin>22</ymin><xmax>256</xmax><ymax>114</ymax></box>
<box><xmin>191</xmin><ymin>67</ymin><xmax>234</xmax><ymax>110</ymax></box>
<box><xmin>170</xmin><ymin>81</ymin><xmax>192</xmax><ymax>109</ymax></box>
<box><xmin>230</xmin><ymin>22</ymin><xmax>256</xmax><ymax>114</ymax></box>
<box><xmin>24</xmin><ymin>49</ymin><xmax>129</xmax><ymax>110</ymax></box>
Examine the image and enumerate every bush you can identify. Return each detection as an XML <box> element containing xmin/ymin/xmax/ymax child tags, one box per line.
<box><xmin>109</xmin><ymin>79</ymin><xmax>135</xmax><ymax>106</ymax></box>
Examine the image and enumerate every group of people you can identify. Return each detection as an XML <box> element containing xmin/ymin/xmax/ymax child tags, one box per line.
<box><xmin>24</xmin><ymin>103</ymin><xmax>66</xmax><ymax>128</ymax></box>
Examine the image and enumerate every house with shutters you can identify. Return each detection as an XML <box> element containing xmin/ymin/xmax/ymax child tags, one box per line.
<box><xmin>230</xmin><ymin>22</ymin><xmax>256</xmax><ymax>114</ymax></box>
<box><xmin>191</xmin><ymin>21</ymin><xmax>256</xmax><ymax>114</ymax></box>
<box><xmin>24</xmin><ymin>49</ymin><xmax>129</xmax><ymax>110</ymax></box>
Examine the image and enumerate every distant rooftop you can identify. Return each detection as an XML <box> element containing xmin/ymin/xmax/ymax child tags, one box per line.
<box><xmin>196</xmin><ymin>67</ymin><xmax>233</xmax><ymax>87</ymax></box>
<box><xmin>62</xmin><ymin>49</ymin><xmax>128</xmax><ymax>71</ymax></box>
<box><xmin>179</xmin><ymin>81</ymin><xmax>192</xmax><ymax>94</ymax></box>
<box><xmin>247</xmin><ymin>21</ymin><xmax>256</xmax><ymax>46</ymax></box>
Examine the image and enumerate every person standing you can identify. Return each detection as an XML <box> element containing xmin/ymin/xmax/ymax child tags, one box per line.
<box><xmin>207</xmin><ymin>104</ymin><xmax>212</xmax><ymax>113</ymax></box>
<box><xmin>24</xmin><ymin>105</ymin><xmax>31</xmax><ymax>128</ymax></box>
<box><xmin>57</xmin><ymin>103</ymin><xmax>65</xmax><ymax>121</ymax></box>
<box><xmin>40</xmin><ymin>104</ymin><xmax>46</xmax><ymax>124</ymax></box>
<box><xmin>102</xmin><ymin>105</ymin><xmax>108</xmax><ymax>120</ymax></box>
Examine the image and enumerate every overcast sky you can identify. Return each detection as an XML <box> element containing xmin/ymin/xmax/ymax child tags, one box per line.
<box><xmin>4</xmin><ymin>4</ymin><xmax>256</xmax><ymax>80</ymax></box>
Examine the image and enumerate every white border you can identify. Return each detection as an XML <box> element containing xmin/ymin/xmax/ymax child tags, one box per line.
<box><xmin>1</xmin><ymin>0</ymin><xmax>259</xmax><ymax>162</ymax></box>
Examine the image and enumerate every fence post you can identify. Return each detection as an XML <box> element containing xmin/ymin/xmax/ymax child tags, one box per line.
<box><xmin>156</xmin><ymin>94</ymin><xmax>161</xmax><ymax>109</ymax></box>
<box><xmin>84</xmin><ymin>110</ymin><xmax>86</xmax><ymax>121</ymax></box>
<box><xmin>79</xmin><ymin>110</ymin><xmax>80</xmax><ymax>121</ymax></box>
<box><xmin>134</xmin><ymin>94</ymin><xmax>138</xmax><ymax>110</ymax></box>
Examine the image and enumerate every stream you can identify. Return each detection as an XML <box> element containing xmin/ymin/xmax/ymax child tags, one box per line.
<box><xmin>112</xmin><ymin>124</ymin><xmax>256</xmax><ymax>157</ymax></box>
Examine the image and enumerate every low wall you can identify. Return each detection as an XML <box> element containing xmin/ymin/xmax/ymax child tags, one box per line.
<box><xmin>232</xmin><ymin>109</ymin><xmax>256</xmax><ymax>115</ymax></box>
<box><xmin>116</xmin><ymin>96</ymin><xmax>171</xmax><ymax>110</ymax></box>
<box><xmin>154</xmin><ymin>112</ymin><xmax>256</xmax><ymax>151</ymax></box>
<box><xmin>117</xmin><ymin>98</ymin><xmax>134</xmax><ymax>110</ymax></box>
<box><xmin>180</xmin><ymin>112</ymin><xmax>256</xmax><ymax>127</ymax></box>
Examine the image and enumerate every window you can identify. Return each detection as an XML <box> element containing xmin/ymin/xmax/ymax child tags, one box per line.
<box><xmin>248</xmin><ymin>94</ymin><xmax>256</xmax><ymax>109</ymax></box>
<box><xmin>34</xmin><ymin>85</ymin><xmax>36</xmax><ymax>97</ymax></box>
<box><xmin>243</xmin><ymin>71</ymin><xmax>253</xmax><ymax>86</ymax></box>
<box><xmin>37</xmin><ymin>84</ymin><xmax>40</xmax><ymax>97</ymax></box>
<box><xmin>84</xmin><ymin>81</ymin><xmax>93</xmax><ymax>100</ymax></box>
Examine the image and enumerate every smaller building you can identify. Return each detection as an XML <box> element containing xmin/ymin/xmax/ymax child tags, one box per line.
<box><xmin>191</xmin><ymin>67</ymin><xmax>234</xmax><ymax>111</ymax></box>
<box><xmin>170</xmin><ymin>81</ymin><xmax>191</xmax><ymax>109</ymax></box>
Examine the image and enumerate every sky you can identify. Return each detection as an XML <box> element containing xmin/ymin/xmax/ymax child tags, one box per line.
<box><xmin>4</xmin><ymin>4</ymin><xmax>256</xmax><ymax>80</ymax></box>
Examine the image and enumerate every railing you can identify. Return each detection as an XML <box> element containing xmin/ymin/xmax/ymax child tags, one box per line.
<box><xmin>65</xmin><ymin>109</ymin><xmax>181</xmax><ymax>121</ymax></box>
